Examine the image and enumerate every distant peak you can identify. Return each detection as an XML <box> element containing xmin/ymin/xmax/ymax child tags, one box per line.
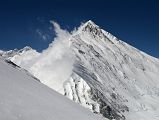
<box><xmin>18</xmin><ymin>46</ymin><xmax>32</xmax><ymax>53</ymax></box>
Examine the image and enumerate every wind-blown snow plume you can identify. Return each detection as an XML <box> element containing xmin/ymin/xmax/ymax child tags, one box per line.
<box><xmin>30</xmin><ymin>21</ymin><xmax>74</xmax><ymax>94</ymax></box>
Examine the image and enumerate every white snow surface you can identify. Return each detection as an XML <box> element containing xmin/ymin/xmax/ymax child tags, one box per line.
<box><xmin>4</xmin><ymin>20</ymin><xmax>159</xmax><ymax>120</ymax></box>
<box><xmin>0</xmin><ymin>57</ymin><xmax>106</xmax><ymax>120</ymax></box>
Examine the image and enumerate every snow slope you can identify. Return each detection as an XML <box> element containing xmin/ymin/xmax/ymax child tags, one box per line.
<box><xmin>0</xmin><ymin>57</ymin><xmax>106</xmax><ymax>120</ymax></box>
<box><xmin>4</xmin><ymin>20</ymin><xmax>159</xmax><ymax>120</ymax></box>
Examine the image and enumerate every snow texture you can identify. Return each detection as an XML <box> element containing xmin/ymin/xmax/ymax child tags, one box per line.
<box><xmin>0</xmin><ymin>56</ymin><xmax>106</xmax><ymax>120</ymax></box>
<box><xmin>3</xmin><ymin>20</ymin><xmax>159</xmax><ymax>120</ymax></box>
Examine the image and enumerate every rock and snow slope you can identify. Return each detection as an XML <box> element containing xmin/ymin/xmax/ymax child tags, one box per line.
<box><xmin>0</xmin><ymin>56</ymin><xmax>105</xmax><ymax>120</ymax></box>
<box><xmin>3</xmin><ymin>20</ymin><xmax>159</xmax><ymax>120</ymax></box>
<box><xmin>69</xmin><ymin>21</ymin><xmax>159</xmax><ymax>120</ymax></box>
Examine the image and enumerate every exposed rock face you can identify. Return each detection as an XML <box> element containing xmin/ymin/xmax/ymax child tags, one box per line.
<box><xmin>66</xmin><ymin>20</ymin><xmax>159</xmax><ymax>119</ymax></box>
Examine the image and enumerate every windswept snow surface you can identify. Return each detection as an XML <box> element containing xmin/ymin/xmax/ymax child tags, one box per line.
<box><xmin>0</xmin><ymin>57</ymin><xmax>105</xmax><ymax>120</ymax></box>
<box><xmin>4</xmin><ymin>20</ymin><xmax>159</xmax><ymax>120</ymax></box>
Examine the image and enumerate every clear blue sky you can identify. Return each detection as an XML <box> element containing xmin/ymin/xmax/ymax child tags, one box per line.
<box><xmin>0</xmin><ymin>0</ymin><xmax>158</xmax><ymax>57</ymax></box>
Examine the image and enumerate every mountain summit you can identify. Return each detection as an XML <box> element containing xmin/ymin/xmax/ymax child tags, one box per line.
<box><xmin>4</xmin><ymin>20</ymin><xmax>159</xmax><ymax>120</ymax></box>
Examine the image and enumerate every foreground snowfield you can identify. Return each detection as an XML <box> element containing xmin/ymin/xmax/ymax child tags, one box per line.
<box><xmin>1</xmin><ymin>20</ymin><xmax>159</xmax><ymax>120</ymax></box>
<box><xmin>0</xmin><ymin>57</ymin><xmax>106</xmax><ymax>120</ymax></box>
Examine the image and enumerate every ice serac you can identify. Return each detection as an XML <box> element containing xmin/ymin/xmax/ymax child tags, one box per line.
<box><xmin>6</xmin><ymin>20</ymin><xmax>159</xmax><ymax>120</ymax></box>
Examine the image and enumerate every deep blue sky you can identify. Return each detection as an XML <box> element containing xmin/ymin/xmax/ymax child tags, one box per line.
<box><xmin>0</xmin><ymin>0</ymin><xmax>159</xmax><ymax>57</ymax></box>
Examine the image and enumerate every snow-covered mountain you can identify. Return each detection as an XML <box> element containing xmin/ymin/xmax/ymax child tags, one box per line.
<box><xmin>0</xmin><ymin>46</ymin><xmax>40</xmax><ymax>70</ymax></box>
<box><xmin>3</xmin><ymin>20</ymin><xmax>159</xmax><ymax>120</ymax></box>
<box><xmin>0</xmin><ymin>56</ymin><xmax>105</xmax><ymax>120</ymax></box>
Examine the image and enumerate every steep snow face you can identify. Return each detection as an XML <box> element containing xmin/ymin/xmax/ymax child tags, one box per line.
<box><xmin>4</xmin><ymin>20</ymin><xmax>159</xmax><ymax>120</ymax></box>
<box><xmin>69</xmin><ymin>20</ymin><xmax>159</xmax><ymax>120</ymax></box>
<box><xmin>0</xmin><ymin>57</ymin><xmax>106</xmax><ymax>120</ymax></box>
